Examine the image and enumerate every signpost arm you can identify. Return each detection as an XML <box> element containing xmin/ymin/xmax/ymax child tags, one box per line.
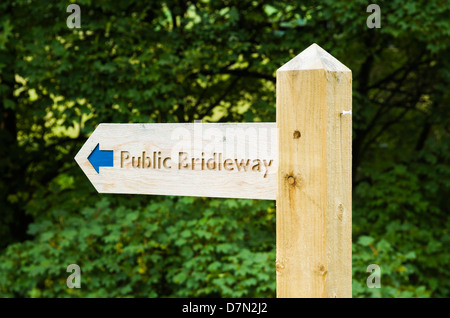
<box><xmin>276</xmin><ymin>43</ymin><xmax>352</xmax><ymax>298</ymax></box>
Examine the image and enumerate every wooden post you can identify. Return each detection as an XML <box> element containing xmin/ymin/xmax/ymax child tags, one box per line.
<box><xmin>276</xmin><ymin>43</ymin><xmax>352</xmax><ymax>298</ymax></box>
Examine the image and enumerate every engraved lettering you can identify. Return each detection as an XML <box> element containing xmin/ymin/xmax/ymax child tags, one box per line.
<box><xmin>163</xmin><ymin>157</ymin><xmax>171</xmax><ymax>169</ymax></box>
<box><xmin>263</xmin><ymin>159</ymin><xmax>273</xmax><ymax>178</ymax></box>
<box><xmin>252</xmin><ymin>159</ymin><xmax>261</xmax><ymax>172</ymax></box>
<box><xmin>235</xmin><ymin>159</ymin><xmax>250</xmax><ymax>171</ymax></box>
<box><xmin>120</xmin><ymin>151</ymin><xmax>130</xmax><ymax>168</ymax></box>
<box><xmin>224</xmin><ymin>159</ymin><xmax>234</xmax><ymax>171</ymax></box>
<box><xmin>132</xmin><ymin>156</ymin><xmax>141</xmax><ymax>168</ymax></box>
<box><xmin>207</xmin><ymin>153</ymin><xmax>217</xmax><ymax>170</ymax></box>
<box><xmin>179</xmin><ymin>152</ymin><xmax>189</xmax><ymax>169</ymax></box>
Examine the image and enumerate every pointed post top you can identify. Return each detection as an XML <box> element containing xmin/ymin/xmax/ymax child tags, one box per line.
<box><xmin>277</xmin><ymin>43</ymin><xmax>351</xmax><ymax>72</ymax></box>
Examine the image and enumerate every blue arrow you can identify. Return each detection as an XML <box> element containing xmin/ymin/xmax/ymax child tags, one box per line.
<box><xmin>88</xmin><ymin>143</ymin><xmax>114</xmax><ymax>174</ymax></box>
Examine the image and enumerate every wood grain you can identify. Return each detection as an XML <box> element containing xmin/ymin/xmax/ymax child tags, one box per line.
<box><xmin>276</xmin><ymin>43</ymin><xmax>352</xmax><ymax>298</ymax></box>
<box><xmin>75</xmin><ymin>122</ymin><xmax>277</xmax><ymax>200</ymax></box>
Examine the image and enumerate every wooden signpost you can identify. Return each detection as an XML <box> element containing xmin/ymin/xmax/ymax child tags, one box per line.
<box><xmin>276</xmin><ymin>44</ymin><xmax>352</xmax><ymax>298</ymax></box>
<box><xmin>75</xmin><ymin>122</ymin><xmax>277</xmax><ymax>200</ymax></box>
<box><xmin>75</xmin><ymin>43</ymin><xmax>352</xmax><ymax>298</ymax></box>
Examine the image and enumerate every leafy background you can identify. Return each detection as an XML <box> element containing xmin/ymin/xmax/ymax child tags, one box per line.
<box><xmin>0</xmin><ymin>0</ymin><xmax>449</xmax><ymax>297</ymax></box>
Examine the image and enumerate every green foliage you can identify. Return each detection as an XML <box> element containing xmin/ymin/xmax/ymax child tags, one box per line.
<box><xmin>0</xmin><ymin>0</ymin><xmax>449</xmax><ymax>297</ymax></box>
<box><xmin>0</xmin><ymin>192</ymin><xmax>275</xmax><ymax>297</ymax></box>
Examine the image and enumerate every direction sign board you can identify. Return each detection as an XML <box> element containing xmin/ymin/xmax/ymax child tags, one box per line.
<box><xmin>74</xmin><ymin>43</ymin><xmax>352</xmax><ymax>298</ymax></box>
<box><xmin>75</xmin><ymin>122</ymin><xmax>277</xmax><ymax>199</ymax></box>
